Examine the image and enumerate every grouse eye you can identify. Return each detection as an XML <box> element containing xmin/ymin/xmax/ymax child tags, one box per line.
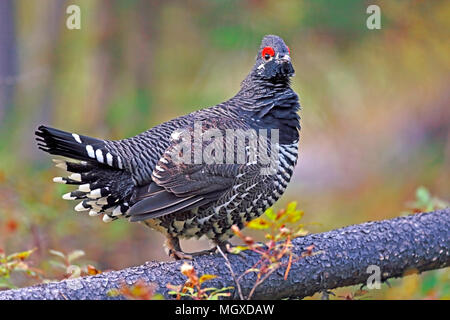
<box><xmin>261</xmin><ymin>46</ymin><xmax>275</xmax><ymax>61</ymax></box>
<box><xmin>287</xmin><ymin>46</ymin><xmax>290</xmax><ymax>54</ymax></box>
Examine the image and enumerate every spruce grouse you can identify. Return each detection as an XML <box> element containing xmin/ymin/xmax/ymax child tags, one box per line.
<box><xmin>36</xmin><ymin>35</ymin><xmax>301</xmax><ymax>259</ymax></box>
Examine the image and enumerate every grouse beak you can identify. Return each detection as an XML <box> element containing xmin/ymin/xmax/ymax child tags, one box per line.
<box><xmin>276</xmin><ymin>53</ymin><xmax>294</xmax><ymax>77</ymax></box>
<box><xmin>277</xmin><ymin>54</ymin><xmax>291</xmax><ymax>64</ymax></box>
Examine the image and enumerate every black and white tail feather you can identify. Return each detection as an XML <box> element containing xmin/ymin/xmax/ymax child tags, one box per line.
<box><xmin>36</xmin><ymin>125</ymin><xmax>133</xmax><ymax>222</ymax></box>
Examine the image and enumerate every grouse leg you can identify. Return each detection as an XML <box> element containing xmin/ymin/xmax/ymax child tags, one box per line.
<box><xmin>214</xmin><ymin>240</ymin><xmax>232</xmax><ymax>253</ymax></box>
<box><xmin>165</xmin><ymin>235</ymin><xmax>193</xmax><ymax>260</ymax></box>
<box><xmin>188</xmin><ymin>240</ymin><xmax>232</xmax><ymax>257</ymax></box>
<box><xmin>166</xmin><ymin>237</ymin><xmax>232</xmax><ymax>259</ymax></box>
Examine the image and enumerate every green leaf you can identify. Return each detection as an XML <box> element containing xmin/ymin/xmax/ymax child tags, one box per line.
<box><xmin>247</xmin><ymin>217</ymin><xmax>270</xmax><ymax>230</ymax></box>
<box><xmin>205</xmin><ymin>286</ymin><xmax>233</xmax><ymax>300</ymax></box>
<box><xmin>49</xmin><ymin>250</ymin><xmax>66</xmax><ymax>260</ymax></box>
<box><xmin>67</xmin><ymin>250</ymin><xmax>85</xmax><ymax>263</ymax></box>
<box><xmin>293</xmin><ymin>229</ymin><xmax>308</xmax><ymax>238</ymax></box>
<box><xmin>0</xmin><ymin>279</ymin><xmax>15</xmax><ymax>289</ymax></box>
<box><xmin>107</xmin><ymin>289</ymin><xmax>120</xmax><ymax>297</ymax></box>
<box><xmin>416</xmin><ymin>186</ymin><xmax>431</xmax><ymax>205</ymax></box>
<box><xmin>199</xmin><ymin>274</ymin><xmax>217</xmax><ymax>284</ymax></box>
<box><xmin>7</xmin><ymin>249</ymin><xmax>35</xmax><ymax>261</ymax></box>
<box><xmin>229</xmin><ymin>245</ymin><xmax>249</xmax><ymax>254</ymax></box>
<box><xmin>265</xmin><ymin>208</ymin><xmax>277</xmax><ymax>221</ymax></box>
<box><xmin>0</xmin><ymin>266</ymin><xmax>10</xmax><ymax>278</ymax></box>
<box><xmin>286</xmin><ymin>201</ymin><xmax>298</xmax><ymax>214</ymax></box>
<box><xmin>288</xmin><ymin>210</ymin><xmax>304</xmax><ymax>224</ymax></box>
<box><xmin>184</xmin><ymin>287</ymin><xmax>195</xmax><ymax>295</ymax></box>
<box><xmin>49</xmin><ymin>260</ymin><xmax>67</xmax><ymax>270</ymax></box>
<box><xmin>151</xmin><ymin>294</ymin><xmax>165</xmax><ymax>300</ymax></box>
<box><xmin>421</xmin><ymin>272</ymin><xmax>438</xmax><ymax>295</ymax></box>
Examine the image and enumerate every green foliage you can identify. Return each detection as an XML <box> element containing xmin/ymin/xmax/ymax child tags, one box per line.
<box><xmin>247</xmin><ymin>201</ymin><xmax>308</xmax><ymax>239</ymax></box>
<box><xmin>167</xmin><ymin>263</ymin><xmax>233</xmax><ymax>300</ymax></box>
<box><xmin>223</xmin><ymin>203</ymin><xmax>319</xmax><ymax>299</ymax></box>
<box><xmin>0</xmin><ymin>249</ymin><xmax>41</xmax><ymax>289</ymax></box>
<box><xmin>108</xmin><ymin>280</ymin><xmax>164</xmax><ymax>300</ymax></box>
<box><xmin>403</xmin><ymin>186</ymin><xmax>449</xmax><ymax>214</ymax></box>
<box><xmin>0</xmin><ymin>247</ymin><xmax>101</xmax><ymax>290</ymax></box>
<box><xmin>47</xmin><ymin>249</ymin><xmax>101</xmax><ymax>280</ymax></box>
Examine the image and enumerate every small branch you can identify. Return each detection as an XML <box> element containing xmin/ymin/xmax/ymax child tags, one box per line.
<box><xmin>217</xmin><ymin>246</ymin><xmax>244</xmax><ymax>300</ymax></box>
<box><xmin>0</xmin><ymin>209</ymin><xmax>448</xmax><ymax>300</ymax></box>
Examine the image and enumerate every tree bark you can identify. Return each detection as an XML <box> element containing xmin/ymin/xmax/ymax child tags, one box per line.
<box><xmin>0</xmin><ymin>208</ymin><xmax>448</xmax><ymax>300</ymax></box>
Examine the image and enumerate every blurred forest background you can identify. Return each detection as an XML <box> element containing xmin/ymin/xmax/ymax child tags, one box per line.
<box><xmin>0</xmin><ymin>0</ymin><xmax>449</xmax><ymax>299</ymax></box>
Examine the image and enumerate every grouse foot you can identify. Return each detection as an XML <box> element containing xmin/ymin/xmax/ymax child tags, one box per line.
<box><xmin>165</xmin><ymin>236</ymin><xmax>231</xmax><ymax>260</ymax></box>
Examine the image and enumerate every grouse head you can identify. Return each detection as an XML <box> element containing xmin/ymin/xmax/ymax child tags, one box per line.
<box><xmin>253</xmin><ymin>35</ymin><xmax>294</xmax><ymax>80</ymax></box>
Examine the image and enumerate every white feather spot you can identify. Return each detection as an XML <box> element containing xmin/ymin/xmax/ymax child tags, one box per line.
<box><xmin>153</xmin><ymin>172</ymin><xmax>162</xmax><ymax>179</ymax></box>
<box><xmin>198</xmin><ymin>213</ymin><xmax>214</xmax><ymax>224</ymax></box>
<box><xmin>170</xmin><ymin>130</ymin><xmax>183</xmax><ymax>141</ymax></box>
<box><xmin>95</xmin><ymin>149</ymin><xmax>104</xmax><ymax>163</ymax></box>
<box><xmin>279</xmin><ymin>154</ymin><xmax>289</xmax><ymax>169</ymax></box>
<box><xmin>89</xmin><ymin>210</ymin><xmax>101</xmax><ymax>216</ymax></box>
<box><xmin>106</xmin><ymin>153</ymin><xmax>113</xmax><ymax>166</ymax></box>
<box><xmin>233</xmin><ymin>183</ymin><xmax>243</xmax><ymax>191</ymax></box>
<box><xmin>62</xmin><ymin>192</ymin><xmax>75</xmax><ymax>200</ymax></box>
<box><xmin>112</xmin><ymin>206</ymin><xmax>122</xmax><ymax>216</ymax></box>
<box><xmin>69</xmin><ymin>173</ymin><xmax>82</xmax><ymax>182</ymax></box>
<box><xmin>214</xmin><ymin>204</ymin><xmax>224</xmax><ymax>214</ymax></box>
<box><xmin>86</xmin><ymin>145</ymin><xmax>95</xmax><ymax>158</ymax></box>
<box><xmin>102</xmin><ymin>215</ymin><xmax>114</xmax><ymax>223</ymax></box>
<box><xmin>280</xmin><ymin>148</ymin><xmax>297</xmax><ymax>162</ymax></box>
<box><xmin>72</xmin><ymin>133</ymin><xmax>82</xmax><ymax>144</ymax></box>
<box><xmin>96</xmin><ymin>197</ymin><xmax>108</xmax><ymax>205</ymax></box>
<box><xmin>87</xmin><ymin>188</ymin><xmax>102</xmax><ymax>199</ymax></box>
<box><xmin>78</xmin><ymin>183</ymin><xmax>91</xmax><ymax>192</ymax></box>
<box><xmin>53</xmin><ymin>177</ymin><xmax>65</xmax><ymax>184</ymax></box>
<box><xmin>75</xmin><ymin>202</ymin><xmax>89</xmax><ymax>212</ymax></box>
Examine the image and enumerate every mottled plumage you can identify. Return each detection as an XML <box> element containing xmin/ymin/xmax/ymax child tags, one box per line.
<box><xmin>36</xmin><ymin>35</ymin><xmax>301</xmax><ymax>259</ymax></box>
